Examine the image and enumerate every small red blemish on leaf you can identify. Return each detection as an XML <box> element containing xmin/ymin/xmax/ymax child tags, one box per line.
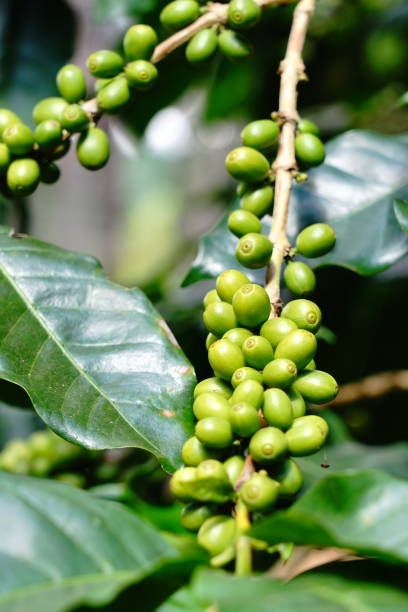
<box><xmin>176</xmin><ymin>365</ymin><xmax>193</xmax><ymax>376</ymax></box>
<box><xmin>161</xmin><ymin>409</ymin><xmax>175</xmax><ymax>418</ymax></box>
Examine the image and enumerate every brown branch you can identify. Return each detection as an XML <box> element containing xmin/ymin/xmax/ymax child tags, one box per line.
<box><xmin>265</xmin><ymin>0</ymin><xmax>316</xmax><ymax>315</ymax></box>
<box><xmin>326</xmin><ymin>370</ymin><xmax>408</xmax><ymax>407</ymax></box>
<box><xmin>268</xmin><ymin>546</ymin><xmax>361</xmax><ymax>581</ymax></box>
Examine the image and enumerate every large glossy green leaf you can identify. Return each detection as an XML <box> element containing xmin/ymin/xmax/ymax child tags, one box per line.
<box><xmin>0</xmin><ymin>471</ymin><xmax>175</xmax><ymax>612</ymax></box>
<box><xmin>183</xmin><ymin>131</ymin><xmax>408</xmax><ymax>286</ymax></box>
<box><xmin>251</xmin><ymin>470</ymin><xmax>408</xmax><ymax>564</ymax></box>
<box><xmin>158</xmin><ymin>567</ymin><xmax>408</xmax><ymax>611</ymax></box>
<box><xmin>0</xmin><ymin>227</ymin><xmax>195</xmax><ymax>472</ymax></box>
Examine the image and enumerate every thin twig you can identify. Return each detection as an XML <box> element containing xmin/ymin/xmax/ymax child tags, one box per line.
<box><xmin>265</xmin><ymin>0</ymin><xmax>316</xmax><ymax>315</ymax></box>
<box><xmin>326</xmin><ymin>370</ymin><xmax>408</xmax><ymax>406</ymax></box>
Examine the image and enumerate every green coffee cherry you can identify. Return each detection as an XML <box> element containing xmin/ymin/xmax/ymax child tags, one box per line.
<box><xmin>203</xmin><ymin>289</ymin><xmax>221</xmax><ymax>308</ymax></box>
<box><xmin>296</xmin><ymin>223</ymin><xmax>336</xmax><ymax>258</ymax></box>
<box><xmin>270</xmin><ymin>458</ymin><xmax>303</xmax><ymax>496</ymax></box>
<box><xmin>295</xmin><ymin>133</ymin><xmax>325</xmax><ymax>167</ymax></box>
<box><xmin>49</xmin><ymin>139</ymin><xmax>71</xmax><ymax>161</ymax></box>
<box><xmin>170</xmin><ymin>466</ymin><xmax>197</xmax><ymax>501</ymax></box>
<box><xmin>281</xmin><ymin>299</ymin><xmax>322</xmax><ymax>333</ymax></box>
<box><xmin>263</xmin><ymin>388</ymin><xmax>293</xmax><ymax>430</ymax></box>
<box><xmin>218</xmin><ymin>30</ymin><xmax>253</xmax><ymax>61</ymax></box>
<box><xmin>76</xmin><ymin>127</ymin><xmax>110</xmax><ymax>170</ymax></box>
<box><xmin>34</xmin><ymin>120</ymin><xmax>62</xmax><ymax>150</ymax></box>
<box><xmin>284</xmin><ymin>262</ymin><xmax>316</xmax><ymax>296</ymax></box>
<box><xmin>236</xmin><ymin>233</ymin><xmax>273</xmax><ymax>269</ymax></box>
<box><xmin>193</xmin><ymin>392</ymin><xmax>231</xmax><ymax>420</ymax></box>
<box><xmin>241</xmin><ymin>119</ymin><xmax>279</xmax><ymax>150</ymax></box>
<box><xmin>230</xmin><ymin>379</ymin><xmax>264</xmax><ymax>409</ymax></box>
<box><xmin>287</xmin><ymin>386</ymin><xmax>306</xmax><ymax>418</ymax></box>
<box><xmin>226</xmin><ymin>146</ymin><xmax>269</xmax><ymax>183</ymax></box>
<box><xmin>229</xmin><ymin>402</ymin><xmax>260</xmax><ymax>437</ymax></box>
<box><xmin>274</xmin><ymin>329</ymin><xmax>317</xmax><ymax>370</ymax></box>
<box><xmin>206</xmin><ymin>333</ymin><xmax>218</xmax><ymax>350</ymax></box>
<box><xmin>216</xmin><ymin>269</ymin><xmax>249</xmax><ymax>303</ymax></box>
<box><xmin>160</xmin><ymin>0</ymin><xmax>200</xmax><ymax>30</ymax></box>
<box><xmin>196</xmin><ymin>459</ymin><xmax>230</xmax><ymax>485</ymax></box>
<box><xmin>297</xmin><ymin>118</ymin><xmax>319</xmax><ymax>135</ymax></box>
<box><xmin>224</xmin><ymin>455</ymin><xmax>244</xmax><ymax>485</ymax></box>
<box><xmin>182</xmin><ymin>436</ymin><xmax>217</xmax><ymax>465</ymax></box>
<box><xmin>203</xmin><ymin>301</ymin><xmax>238</xmax><ymax>336</ymax></box>
<box><xmin>208</xmin><ymin>339</ymin><xmax>245</xmax><ymax>381</ymax></box>
<box><xmin>123</xmin><ymin>24</ymin><xmax>158</xmax><ymax>60</ymax></box>
<box><xmin>125</xmin><ymin>60</ymin><xmax>158</xmax><ymax>89</ymax></box>
<box><xmin>0</xmin><ymin>109</ymin><xmax>21</xmax><ymax>137</ymax></box>
<box><xmin>195</xmin><ymin>417</ymin><xmax>233</xmax><ymax>448</ymax></box>
<box><xmin>87</xmin><ymin>50</ymin><xmax>124</xmax><ymax>78</ymax></box>
<box><xmin>223</xmin><ymin>327</ymin><xmax>252</xmax><ymax>348</ymax></box>
<box><xmin>56</xmin><ymin>64</ymin><xmax>86</xmax><ymax>103</ymax></box>
<box><xmin>239</xmin><ymin>471</ymin><xmax>279</xmax><ymax>511</ymax></box>
<box><xmin>197</xmin><ymin>515</ymin><xmax>236</xmax><ymax>556</ymax></box>
<box><xmin>260</xmin><ymin>317</ymin><xmax>298</xmax><ymax>349</ymax></box>
<box><xmin>194</xmin><ymin>377</ymin><xmax>233</xmax><ymax>399</ymax></box>
<box><xmin>231</xmin><ymin>366</ymin><xmax>263</xmax><ymax>388</ymax></box>
<box><xmin>61</xmin><ymin>104</ymin><xmax>89</xmax><ymax>132</ymax></box>
<box><xmin>249</xmin><ymin>427</ymin><xmax>288</xmax><ymax>464</ymax></box>
<box><xmin>0</xmin><ymin>144</ymin><xmax>11</xmax><ymax>172</ymax></box>
<box><xmin>97</xmin><ymin>77</ymin><xmax>130</xmax><ymax>113</ymax></box>
<box><xmin>228</xmin><ymin>209</ymin><xmax>262</xmax><ymax>237</ymax></box>
<box><xmin>227</xmin><ymin>0</ymin><xmax>261</xmax><ymax>29</ymax></box>
<box><xmin>241</xmin><ymin>184</ymin><xmax>273</xmax><ymax>217</ymax></box>
<box><xmin>40</xmin><ymin>162</ymin><xmax>60</xmax><ymax>185</ymax></box>
<box><xmin>305</xmin><ymin>359</ymin><xmax>316</xmax><ymax>370</ymax></box>
<box><xmin>263</xmin><ymin>358</ymin><xmax>297</xmax><ymax>389</ymax></box>
<box><xmin>94</xmin><ymin>78</ymin><xmax>113</xmax><ymax>93</ymax></box>
<box><xmin>232</xmin><ymin>283</ymin><xmax>271</xmax><ymax>327</ymax></box>
<box><xmin>181</xmin><ymin>503</ymin><xmax>214</xmax><ymax>531</ymax></box>
<box><xmin>7</xmin><ymin>159</ymin><xmax>40</xmax><ymax>196</ymax></box>
<box><xmin>2</xmin><ymin>123</ymin><xmax>34</xmax><ymax>155</ymax></box>
<box><xmin>33</xmin><ymin>97</ymin><xmax>69</xmax><ymax>124</ymax></box>
<box><xmin>186</xmin><ymin>29</ymin><xmax>218</xmax><ymax>63</ymax></box>
<box><xmin>285</xmin><ymin>414</ymin><xmax>329</xmax><ymax>456</ymax></box>
<box><xmin>236</xmin><ymin>182</ymin><xmax>248</xmax><ymax>197</ymax></box>
<box><xmin>292</xmin><ymin>369</ymin><xmax>338</xmax><ymax>404</ymax></box>
<box><xmin>242</xmin><ymin>335</ymin><xmax>274</xmax><ymax>369</ymax></box>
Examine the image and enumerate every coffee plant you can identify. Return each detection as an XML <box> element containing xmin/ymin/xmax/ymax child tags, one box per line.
<box><xmin>0</xmin><ymin>0</ymin><xmax>407</xmax><ymax>610</ymax></box>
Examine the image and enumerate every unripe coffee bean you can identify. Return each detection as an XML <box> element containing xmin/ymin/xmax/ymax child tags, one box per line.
<box><xmin>226</xmin><ymin>146</ymin><xmax>269</xmax><ymax>183</ymax></box>
<box><xmin>295</xmin><ymin>133</ymin><xmax>325</xmax><ymax>167</ymax></box>
<box><xmin>40</xmin><ymin>162</ymin><xmax>60</xmax><ymax>185</ymax></box>
<box><xmin>236</xmin><ymin>233</ymin><xmax>273</xmax><ymax>269</ymax></box>
<box><xmin>241</xmin><ymin>119</ymin><xmax>279</xmax><ymax>150</ymax></box>
<box><xmin>285</xmin><ymin>414</ymin><xmax>329</xmax><ymax>456</ymax></box>
<box><xmin>193</xmin><ymin>392</ymin><xmax>231</xmax><ymax>420</ymax></box>
<box><xmin>61</xmin><ymin>104</ymin><xmax>89</xmax><ymax>132</ymax></box>
<box><xmin>227</xmin><ymin>0</ymin><xmax>261</xmax><ymax>30</ymax></box>
<box><xmin>229</xmin><ymin>401</ymin><xmax>260</xmax><ymax>437</ymax></box>
<box><xmin>3</xmin><ymin>123</ymin><xmax>34</xmax><ymax>155</ymax></box>
<box><xmin>239</xmin><ymin>471</ymin><xmax>279</xmax><ymax>510</ymax></box>
<box><xmin>297</xmin><ymin>118</ymin><xmax>319</xmax><ymax>136</ymax></box>
<box><xmin>241</xmin><ymin>184</ymin><xmax>274</xmax><ymax>217</ymax></box>
<box><xmin>160</xmin><ymin>0</ymin><xmax>200</xmax><ymax>29</ymax></box>
<box><xmin>33</xmin><ymin>97</ymin><xmax>69</xmax><ymax>124</ymax></box>
<box><xmin>230</xmin><ymin>379</ymin><xmax>264</xmax><ymax>409</ymax></box>
<box><xmin>56</xmin><ymin>64</ymin><xmax>86</xmax><ymax>103</ymax></box>
<box><xmin>228</xmin><ymin>209</ymin><xmax>262</xmax><ymax>237</ymax></box>
<box><xmin>249</xmin><ymin>427</ymin><xmax>287</xmax><ymax>463</ymax></box>
<box><xmin>203</xmin><ymin>301</ymin><xmax>238</xmax><ymax>336</ymax></box>
<box><xmin>203</xmin><ymin>289</ymin><xmax>221</xmax><ymax>308</ymax></box>
<box><xmin>7</xmin><ymin>159</ymin><xmax>40</xmax><ymax>196</ymax></box>
<box><xmin>206</xmin><ymin>333</ymin><xmax>218</xmax><ymax>349</ymax></box>
<box><xmin>170</xmin><ymin>466</ymin><xmax>198</xmax><ymax>501</ymax></box>
<box><xmin>196</xmin><ymin>459</ymin><xmax>230</xmax><ymax>485</ymax></box>
<box><xmin>232</xmin><ymin>282</ymin><xmax>271</xmax><ymax>327</ymax></box>
<box><xmin>0</xmin><ymin>143</ymin><xmax>10</xmax><ymax>172</ymax></box>
<box><xmin>197</xmin><ymin>516</ymin><xmax>236</xmax><ymax>556</ymax></box>
<box><xmin>181</xmin><ymin>503</ymin><xmax>213</xmax><ymax>531</ymax></box>
<box><xmin>281</xmin><ymin>299</ymin><xmax>322</xmax><ymax>333</ymax></box>
<box><xmin>274</xmin><ymin>329</ymin><xmax>317</xmax><ymax>370</ymax></box>
<box><xmin>231</xmin><ymin>366</ymin><xmax>263</xmax><ymax>388</ymax></box>
<box><xmin>260</xmin><ymin>317</ymin><xmax>298</xmax><ymax>348</ymax></box>
<box><xmin>194</xmin><ymin>377</ymin><xmax>233</xmax><ymax>399</ymax></box>
<box><xmin>296</xmin><ymin>223</ymin><xmax>336</xmax><ymax>258</ymax></box>
<box><xmin>287</xmin><ymin>386</ymin><xmax>306</xmax><ymax>418</ymax></box>
<box><xmin>305</xmin><ymin>359</ymin><xmax>316</xmax><ymax>370</ymax></box>
<box><xmin>217</xmin><ymin>30</ymin><xmax>253</xmax><ymax>60</ymax></box>
<box><xmin>195</xmin><ymin>417</ymin><xmax>233</xmax><ymax>448</ymax></box>
<box><xmin>263</xmin><ymin>358</ymin><xmax>297</xmax><ymax>388</ymax></box>
<box><xmin>292</xmin><ymin>369</ymin><xmax>338</xmax><ymax>404</ymax></box>
<box><xmin>270</xmin><ymin>458</ymin><xmax>303</xmax><ymax>496</ymax></box>
<box><xmin>242</xmin><ymin>335</ymin><xmax>274</xmax><ymax>369</ymax></box>
<box><xmin>182</xmin><ymin>436</ymin><xmax>217</xmax><ymax>465</ymax></box>
<box><xmin>263</xmin><ymin>388</ymin><xmax>293</xmax><ymax>430</ymax></box>
<box><xmin>123</xmin><ymin>24</ymin><xmax>158</xmax><ymax>60</ymax></box>
<box><xmin>94</xmin><ymin>78</ymin><xmax>113</xmax><ymax>93</ymax></box>
<box><xmin>34</xmin><ymin>120</ymin><xmax>62</xmax><ymax>150</ymax></box>
<box><xmin>284</xmin><ymin>262</ymin><xmax>316</xmax><ymax>296</ymax></box>
<box><xmin>216</xmin><ymin>269</ymin><xmax>249</xmax><ymax>303</ymax></box>
<box><xmin>97</xmin><ymin>77</ymin><xmax>131</xmax><ymax>113</ymax></box>
<box><xmin>224</xmin><ymin>455</ymin><xmax>244</xmax><ymax>485</ymax></box>
<box><xmin>87</xmin><ymin>50</ymin><xmax>124</xmax><ymax>77</ymax></box>
<box><xmin>76</xmin><ymin>127</ymin><xmax>110</xmax><ymax>170</ymax></box>
<box><xmin>208</xmin><ymin>339</ymin><xmax>245</xmax><ymax>381</ymax></box>
<box><xmin>186</xmin><ymin>29</ymin><xmax>218</xmax><ymax>62</ymax></box>
<box><xmin>125</xmin><ymin>60</ymin><xmax>158</xmax><ymax>89</ymax></box>
<box><xmin>223</xmin><ymin>327</ymin><xmax>252</xmax><ymax>347</ymax></box>
<box><xmin>0</xmin><ymin>109</ymin><xmax>21</xmax><ymax>137</ymax></box>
